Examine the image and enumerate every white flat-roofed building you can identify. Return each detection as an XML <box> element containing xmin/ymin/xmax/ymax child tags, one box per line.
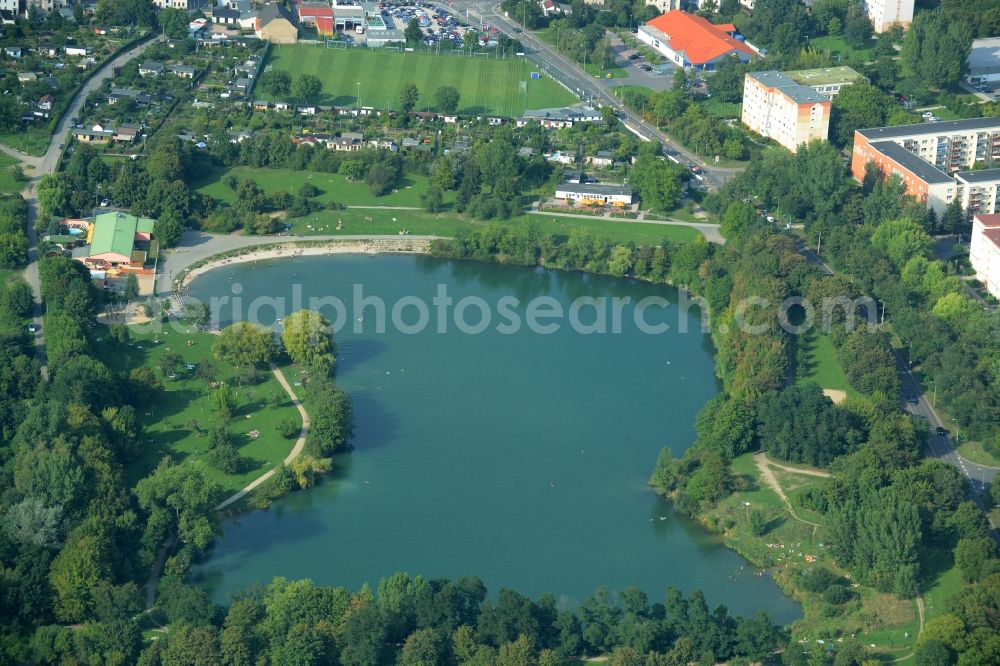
<box><xmin>968</xmin><ymin>37</ymin><xmax>1000</xmax><ymax>84</ymax></box>
<box><xmin>862</xmin><ymin>0</ymin><xmax>913</xmax><ymax>33</ymax></box>
<box><xmin>970</xmin><ymin>213</ymin><xmax>1000</xmax><ymax>299</ymax></box>
<box><xmin>954</xmin><ymin>169</ymin><xmax>1000</xmax><ymax>217</ymax></box>
<box><xmin>554</xmin><ymin>182</ymin><xmax>633</xmax><ymax>205</ymax></box>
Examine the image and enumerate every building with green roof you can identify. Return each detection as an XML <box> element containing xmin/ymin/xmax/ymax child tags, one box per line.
<box><xmin>73</xmin><ymin>211</ymin><xmax>156</xmax><ymax>272</ymax></box>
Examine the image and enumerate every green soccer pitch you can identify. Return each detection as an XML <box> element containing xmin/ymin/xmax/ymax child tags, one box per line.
<box><xmin>265</xmin><ymin>44</ymin><xmax>578</xmax><ymax>117</ymax></box>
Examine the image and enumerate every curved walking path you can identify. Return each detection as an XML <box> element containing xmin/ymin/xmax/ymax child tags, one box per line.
<box><xmin>214</xmin><ymin>364</ymin><xmax>309</xmax><ymax>511</ymax></box>
<box><xmin>753</xmin><ymin>452</ymin><xmax>824</xmax><ymax>530</ymax></box>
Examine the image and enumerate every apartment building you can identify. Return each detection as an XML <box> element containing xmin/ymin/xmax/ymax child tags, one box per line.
<box><xmin>852</xmin><ymin>117</ymin><xmax>1000</xmax><ymax>179</ymax></box>
<box><xmin>25</xmin><ymin>0</ymin><xmax>69</xmax><ymax>11</ymax></box>
<box><xmin>954</xmin><ymin>170</ymin><xmax>1000</xmax><ymax>218</ymax></box>
<box><xmin>862</xmin><ymin>0</ymin><xmax>914</xmax><ymax>32</ymax></box>
<box><xmin>970</xmin><ymin>214</ymin><xmax>1000</xmax><ymax>299</ymax></box>
<box><xmin>741</xmin><ymin>71</ymin><xmax>831</xmax><ymax>153</ymax></box>
<box><xmin>0</xmin><ymin>0</ymin><xmax>17</xmax><ymax>14</ymax></box>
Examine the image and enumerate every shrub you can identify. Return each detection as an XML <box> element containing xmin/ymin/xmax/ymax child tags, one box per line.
<box><xmin>823</xmin><ymin>584</ymin><xmax>850</xmax><ymax>604</ymax></box>
<box><xmin>800</xmin><ymin>567</ymin><xmax>839</xmax><ymax>593</ymax></box>
<box><xmin>277</xmin><ymin>418</ymin><xmax>299</xmax><ymax>439</ymax></box>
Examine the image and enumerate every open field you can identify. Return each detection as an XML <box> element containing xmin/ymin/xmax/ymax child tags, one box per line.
<box><xmin>194</xmin><ymin>165</ymin><xmax>447</xmax><ymax>208</ymax></box>
<box><xmin>94</xmin><ymin>324</ymin><xmax>303</xmax><ymax>495</ymax></box>
<box><xmin>0</xmin><ymin>128</ymin><xmax>51</xmax><ymax>157</ymax></box>
<box><xmin>0</xmin><ymin>153</ymin><xmax>25</xmax><ymax>195</ymax></box>
<box><xmin>274</xmin><ymin>207</ymin><xmax>701</xmax><ymax>245</ymax></box>
<box><xmin>266</xmin><ymin>44</ymin><xmax>576</xmax><ymax>116</ymax></box>
<box><xmin>794</xmin><ymin>328</ymin><xmax>857</xmax><ymax>398</ymax></box>
<box><xmin>809</xmin><ymin>35</ymin><xmax>876</xmax><ymax>63</ymax></box>
<box><xmin>195</xmin><ymin>166</ymin><xmax>703</xmax><ymax>244</ymax></box>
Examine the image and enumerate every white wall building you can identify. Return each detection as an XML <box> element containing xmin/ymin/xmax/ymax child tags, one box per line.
<box><xmin>955</xmin><ymin>170</ymin><xmax>1000</xmax><ymax>218</ymax></box>
<box><xmin>742</xmin><ymin>71</ymin><xmax>832</xmax><ymax>153</ymax></box>
<box><xmin>0</xmin><ymin>0</ymin><xmax>18</xmax><ymax>14</ymax></box>
<box><xmin>970</xmin><ymin>213</ymin><xmax>1000</xmax><ymax>299</ymax></box>
<box><xmin>968</xmin><ymin>37</ymin><xmax>1000</xmax><ymax>85</ymax></box>
<box><xmin>862</xmin><ymin>0</ymin><xmax>914</xmax><ymax>33</ymax></box>
<box><xmin>554</xmin><ymin>183</ymin><xmax>633</xmax><ymax>205</ymax></box>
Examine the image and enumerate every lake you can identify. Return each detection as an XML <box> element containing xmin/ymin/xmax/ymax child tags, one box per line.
<box><xmin>188</xmin><ymin>254</ymin><xmax>800</xmax><ymax>623</ymax></box>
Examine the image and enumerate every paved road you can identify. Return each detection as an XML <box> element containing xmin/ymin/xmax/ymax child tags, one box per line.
<box><xmin>451</xmin><ymin>1</ymin><xmax>742</xmax><ymax>189</ymax></box>
<box><xmin>10</xmin><ymin>33</ymin><xmax>163</xmax><ymax>377</ymax></box>
<box><xmin>796</xmin><ymin>232</ymin><xmax>997</xmax><ymax>516</ymax></box>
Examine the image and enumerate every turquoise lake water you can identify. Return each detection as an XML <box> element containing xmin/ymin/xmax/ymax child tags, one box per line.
<box><xmin>188</xmin><ymin>254</ymin><xmax>800</xmax><ymax>623</ymax></box>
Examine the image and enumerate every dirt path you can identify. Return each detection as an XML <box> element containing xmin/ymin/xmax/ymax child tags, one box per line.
<box><xmin>214</xmin><ymin>364</ymin><xmax>310</xmax><ymax>511</ymax></box>
<box><xmin>760</xmin><ymin>454</ymin><xmax>832</xmax><ymax>479</ymax></box>
<box><xmin>753</xmin><ymin>453</ymin><xmax>824</xmax><ymax>529</ymax></box>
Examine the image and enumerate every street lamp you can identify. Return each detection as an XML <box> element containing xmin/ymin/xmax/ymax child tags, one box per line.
<box><xmin>356</xmin><ymin>81</ymin><xmax>361</xmax><ymax>110</ymax></box>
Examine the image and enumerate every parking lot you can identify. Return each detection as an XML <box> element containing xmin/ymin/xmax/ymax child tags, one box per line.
<box><xmin>378</xmin><ymin>1</ymin><xmax>486</xmax><ymax>48</ymax></box>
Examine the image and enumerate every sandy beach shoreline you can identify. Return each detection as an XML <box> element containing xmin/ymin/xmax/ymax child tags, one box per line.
<box><xmin>174</xmin><ymin>238</ymin><xmax>434</xmax><ymax>292</ymax></box>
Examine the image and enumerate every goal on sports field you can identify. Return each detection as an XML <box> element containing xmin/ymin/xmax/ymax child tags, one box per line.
<box><xmin>326</xmin><ymin>39</ymin><xmax>347</xmax><ymax>49</ymax></box>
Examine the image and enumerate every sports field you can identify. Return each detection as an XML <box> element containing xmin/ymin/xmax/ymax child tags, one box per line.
<box><xmin>266</xmin><ymin>44</ymin><xmax>577</xmax><ymax>116</ymax></box>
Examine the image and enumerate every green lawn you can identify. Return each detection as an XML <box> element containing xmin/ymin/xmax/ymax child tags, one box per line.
<box><xmin>94</xmin><ymin>324</ymin><xmax>304</xmax><ymax>496</ymax></box>
<box><xmin>809</xmin><ymin>35</ymin><xmax>876</xmax><ymax>64</ymax></box>
<box><xmin>698</xmin><ymin>98</ymin><xmax>741</xmax><ymax>119</ymax></box>
<box><xmin>266</xmin><ymin>44</ymin><xmax>576</xmax><ymax>116</ymax></box>
<box><xmin>957</xmin><ymin>441</ymin><xmax>1000</xmax><ymax>467</ymax></box>
<box><xmin>194</xmin><ymin>165</ymin><xmax>442</xmax><ymax>208</ymax></box>
<box><xmin>0</xmin><ymin>153</ymin><xmax>25</xmax><ymax>195</ymax></box>
<box><xmin>795</xmin><ymin>328</ymin><xmax>857</xmax><ymax>398</ymax></box>
<box><xmin>279</xmin><ymin>207</ymin><xmax>701</xmax><ymax>245</ymax></box>
<box><xmin>0</xmin><ymin>129</ymin><xmax>51</xmax><ymax>157</ymax></box>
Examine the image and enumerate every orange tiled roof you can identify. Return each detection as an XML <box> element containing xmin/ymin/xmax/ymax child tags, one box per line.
<box><xmin>645</xmin><ymin>11</ymin><xmax>755</xmax><ymax>65</ymax></box>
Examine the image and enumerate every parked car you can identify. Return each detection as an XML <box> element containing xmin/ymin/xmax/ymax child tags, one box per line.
<box><xmin>27</xmin><ymin>323</ymin><xmax>37</xmax><ymax>333</ymax></box>
<box><xmin>935</xmin><ymin>427</ymin><xmax>948</xmax><ymax>436</ymax></box>
<box><xmin>907</xmin><ymin>397</ymin><xmax>919</xmax><ymax>405</ymax></box>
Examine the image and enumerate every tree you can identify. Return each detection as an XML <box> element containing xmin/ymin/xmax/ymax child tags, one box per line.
<box><xmin>954</xmin><ymin>537</ymin><xmax>999</xmax><ymax>582</ymax></box>
<box><xmin>843</xmin><ymin>4</ymin><xmax>873</xmax><ymax>49</ymax></box>
<box><xmin>914</xmin><ymin>638</ymin><xmax>954</xmax><ymax>666</ymax></box>
<box><xmin>435</xmin><ymin>85</ymin><xmax>461</xmax><ymax>114</ymax></box>
<box><xmin>134</xmin><ymin>458</ymin><xmax>221</xmax><ymax>551</ymax></box>
<box><xmin>901</xmin><ymin>10</ymin><xmax>973</xmax><ymax>89</ymax></box>
<box><xmin>157</xmin><ymin>7</ymin><xmax>189</xmax><ymax>38</ymax></box>
<box><xmin>830</xmin><ymin>82</ymin><xmax>893</xmax><ymax>147</ymax></box>
<box><xmin>871</xmin><ymin>218</ymin><xmax>933</xmax><ymax>268</ymax></box>
<box><xmin>0</xmin><ymin>278</ymin><xmax>34</xmax><ymax>319</ymax></box>
<box><xmin>122</xmin><ymin>273</ymin><xmax>139</xmax><ymax>302</ymax></box>
<box><xmin>940</xmin><ymin>198</ymin><xmax>967</xmax><ymax>235</ymax></box>
<box><xmin>423</xmin><ymin>186</ymin><xmax>444</xmax><ymax>213</ymax></box>
<box><xmin>293</xmin><ymin>74</ymin><xmax>323</xmax><ymax>103</ymax></box>
<box><xmin>281</xmin><ymin>309</ymin><xmax>336</xmax><ymax>375</ymax></box>
<box><xmin>405</xmin><ymin>17</ymin><xmax>423</xmax><ymax>45</ymax></box>
<box><xmin>747</xmin><ymin>508</ymin><xmax>768</xmax><ymax>536</ymax></box>
<box><xmin>650</xmin><ymin>447</ymin><xmax>683</xmax><ymax>493</ymax></box>
<box><xmin>400</xmin><ymin>81</ymin><xmax>420</xmax><ymax>113</ymax></box>
<box><xmin>260</xmin><ymin>70</ymin><xmax>292</xmax><ymax>97</ymax></box>
<box><xmin>307</xmin><ymin>377</ymin><xmax>354</xmax><ymax>455</ymax></box>
<box><xmin>214</xmin><ymin>322</ymin><xmax>279</xmax><ymax>368</ymax></box>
